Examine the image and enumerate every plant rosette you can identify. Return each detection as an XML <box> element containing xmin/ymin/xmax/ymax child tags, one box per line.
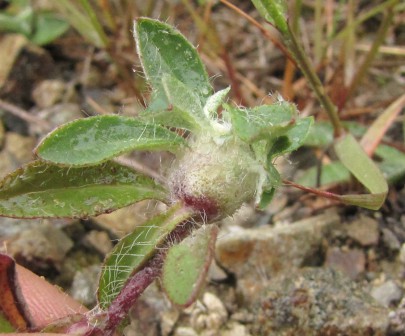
<box><xmin>0</xmin><ymin>17</ymin><xmax>312</xmax><ymax>335</ymax></box>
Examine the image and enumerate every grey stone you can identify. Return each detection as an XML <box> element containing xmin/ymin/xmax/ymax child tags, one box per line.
<box><xmin>70</xmin><ymin>264</ymin><xmax>100</xmax><ymax>307</ymax></box>
<box><xmin>7</xmin><ymin>222</ymin><xmax>73</xmax><ymax>269</ymax></box>
<box><xmin>371</xmin><ymin>280</ymin><xmax>403</xmax><ymax>307</ymax></box>
<box><xmin>251</xmin><ymin>268</ymin><xmax>390</xmax><ymax>336</ymax></box>
<box><xmin>381</xmin><ymin>228</ymin><xmax>401</xmax><ymax>251</ymax></box>
<box><xmin>399</xmin><ymin>243</ymin><xmax>405</xmax><ymax>264</ymax></box>
<box><xmin>32</xmin><ymin>79</ymin><xmax>66</xmax><ymax>108</ymax></box>
<box><xmin>95</xmin><ymin>201</ymin><xmax>159</xmax><ymax>237</ymax></box>
<box><xmin>174</xmin><ymin>327</ymin><xmax>198</xmax><ymax>336</ymax></box>
<box><xmin>160</xmin><ymin>310</ymin><xmax>180</xmax><ymax>336</ymax></box>
<box><xmin>222</xmin><ymin>322</ymin><xmax>250</xmax><ymax>336</ymax></box>
<box><xmin>389</xmin><ymin>296</ymin><xmax>405</xmax><ymax>334</ymax></box>
<box><xmin>29</xmin><ymin>103</ymin><xmax>82</xmax><ymax>135</ymax></box>
<box><xmin>189</xmin><ymin>292</ymin><xmax>228</xmax><ymax>333</ymax></box>
<box><xmin>325</xmin><ymin>247</ymin><xmax>366</xmax><ymax>279</ymax></box>
<box><xmin>208</xmin><ymin>260</ymin><xmax>228</xmax><ymax>282</ymax></box>
<box><xmin>215</xmin><ymin>211</ymin><xmax>340</xmax><ymax>302</ymax></box>
<box><xmin>4</xmin><ymin>132</ymin><xmax>35</xmax><ymax>162</ymax></box>
<box><xmin>82</xmin><ymin>230</ymin><xmax>113</xmax><ymax>256</ymax></box>
<box><xmin>347</xmin><ymin>215</ymin><xmax>379</xmax><ymax>246</ymax></box>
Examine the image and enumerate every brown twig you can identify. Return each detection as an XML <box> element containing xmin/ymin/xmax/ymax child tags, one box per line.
<box><xmin>0</xmin><ymin>99</ymin><xmax>51</xmax><ymax>130</ymax></box>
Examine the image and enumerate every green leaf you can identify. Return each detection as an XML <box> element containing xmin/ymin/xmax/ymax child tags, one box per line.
<box><xmin>335</xmin><ymin>133</ymin><xmax>388</xmax><ymax>210</ymax></box>
<box><xmin>375</xmin><ymin>145</ymin><xmax>405</xmax><ymax>183</ymax></box>
<box><xmin>257</xmin><ymin>162</ymin><xmax>280</xmax><ymax>210</ymax></box>
<box><xmin>98</xmin><ymin>204</ymin><xmax>193</xmax><ymax>309</ymax></box>
<box><xmin>0</xmin><ymin>7</ymin><xmax>33</xmax><ymax>36</ymax></box>
<box><xmin>251</xmin><ymin>0</ymin><xmax>288</xmax><ymax>34</ymax></box>
<box><xmin>31</xmin><ymin>12</ymin><xmax>69</xmax><ymax>45</ymax></box>
<box><xmin>297</xmin><ymin>162</ymin><xmax>351</xmax><ymax>187</ymax></box>
<box><xmin>134</xmin><ymin>18</ymin><xmax>212</xmax><ymax>106</ymax></box>
<box><xmin>226</xmin><ymin>102</ymin><xmax>297</xmax><ymax>143</ymax></box>
<box><xmin>268</xmin><ymin>117</ymin><xmax>313</xmax><ymax>158</ymax></box>
<box><xmin>55</xmin><ymin>0</ymin><xmax>107</xmax><ymax>47</ymax></box>
<box><xmin>162</xmin><ymin>225</ymin><xmax>218</xmax><ymax>307</ymax></box>
<box><xmin>258</xmin><ymin>187</ymin><xmax>276</xmax><ymax>210</ymax></box>
<box><xmin>204</xmin><ymin>87</ymin><xmax>231</xmax><ymax>120</ymax></box>
<box><xmin>304</xmin><ymin>121</ymin><xmax>366</xmax><ymax>148</ymax></box>
<box><xmin>303</xmin><ymin>121</ymin><xmax>334</xmax><ymax>147</ymax></box>
<box><xmin>0</xmin><ymin>313</ymin><xmax>15</xmax><ymax>333</ymax></box>
<box><xmin>161</xmin><ymin>73</ymin><xmax>209</xmax><ymax>130</ymax></box>
<box><xmin>35</xmin><ymin>115</ymin><xmax>186</xmax><ymax>166</ymax></box>
<box><xmin>0</xmin><ymin>161</ymin><xmax>166</xmax><ymax>218</ymax></box>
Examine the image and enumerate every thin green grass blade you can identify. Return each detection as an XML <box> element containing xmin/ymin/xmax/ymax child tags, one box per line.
<box><xmin>55</xmin><ymin>0</ymin><xmax>106</xmax><ymax>47</ymax></box>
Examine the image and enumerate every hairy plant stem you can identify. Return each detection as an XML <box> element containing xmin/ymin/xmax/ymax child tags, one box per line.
<box><xmin>69</xmin><ymin>217</ymin><xmax>196</xmax><ymax>336</ymax></box>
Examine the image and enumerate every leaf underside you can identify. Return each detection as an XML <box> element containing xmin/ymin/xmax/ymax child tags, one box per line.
<box><xmin>98</xmin><ymin>204</ymin><xmax>193</xmax><ymax>309</ymax></box>
<box><xmin>162</xmin><ymin>225</ymin><xmax>218</xmax><ymax>307</ymax></box>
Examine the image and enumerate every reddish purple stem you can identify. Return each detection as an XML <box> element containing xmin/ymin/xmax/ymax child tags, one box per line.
<box><xmin>68</xmin><ymin>220</ymin><xmax>196</xmax><ymax>336</ymax></box>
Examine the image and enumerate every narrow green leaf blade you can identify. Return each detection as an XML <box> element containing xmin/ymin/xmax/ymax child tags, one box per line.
<box><xmin>98</xmin><ymin>204</ymin><xmax>193</xmax><ymax>309</ymax></box>
<box><xmin>134</xmin><ymin>18</ymin><xmax>212</xmax><ymax>106</ymax></box>
<box><xmin>335</xmin><ymin>133</ymin><xmax>388</xmax><ymax>210</ymax></box>
<box><xmin>0</xmin><ymin>161</ymin><xmax>166</xmax><ymax>218</ymax></box>
<box><xmin>162</xmin><ymin>225</ymin><xmax>218</xmax><ymax>307</ymax></box>
<box><xmin>31</xmin><ymin>12</ymin><xmax>69</xmax><ymax>45</ymax></box>
<box><xmin>251</xmin><ymin>0</ymin><xmax>289</xmax><ymax>34</ymax></box>
<box><xmin>35</xmin><ymin>115</ymin><xmax>186</xmax><ymax>166</ymax></box>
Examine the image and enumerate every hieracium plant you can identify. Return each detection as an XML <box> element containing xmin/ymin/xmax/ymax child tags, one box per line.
<box><xmin>0</xmin><ymin>18</ymin><xmax>312</xmax><ymax>334</ymax></box>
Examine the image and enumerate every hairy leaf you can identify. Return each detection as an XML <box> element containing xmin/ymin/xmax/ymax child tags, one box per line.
<box><xmin>268</xmin><ymin>117</ymin><xmax>313</xmax><ymax>158</ymax></box>
<box><xmin>226</xmin><ymin>102</ymin><xmax>297</xmax><ymax>143</ymax></box>
<box><xmin>162</xmin><ymin>225</ymin><xmax>218</xmax><ymax>307</ymax></box>
<box><xmin>98</xmin><ymin>204</ymin><xmax>193</xmax><ymax>309</ymax></box>
<box><xmin>36</xmin><ymin>115</ymin><xmax>186</xmax><ymax>166</ymax></box>
<box><xmin>161</xmin><ymin>73</ymin><xmax>208</xmax><ymax>130</ymax></box>
<box><xmin>134</xmin><ymin>18</ymin><xmax>212</xmax><ymax>107</ymax></box>
<box><xmin>0</xmin><ymin>161</ymin><xmax>166</xmax><ymax>218</ymax></box>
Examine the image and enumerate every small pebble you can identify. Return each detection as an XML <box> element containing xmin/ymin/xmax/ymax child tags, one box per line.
<box><xmin>371</xmin><ymin>280</ymin><xmax>403</xmax><ymax>307</ymax></box>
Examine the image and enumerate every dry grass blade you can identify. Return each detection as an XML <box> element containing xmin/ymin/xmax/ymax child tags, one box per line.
<box><xmin>360</xmin><ymin>94</ymin><xmax>405</xmax><ymax>156</ymax></box>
